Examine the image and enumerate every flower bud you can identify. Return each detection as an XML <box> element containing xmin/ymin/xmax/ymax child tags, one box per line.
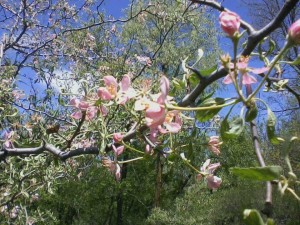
<box><xmin>288</xmin><ymin>19</ymin><xmax>300</xmax><ymax>45</ymax></box>
<box><xmin>219</xmin><ymin>11</ymin><xmax>240</xmax><ymax>37</ymax></box>
<box><xmin>113</xmin><ymin>133</ymin><xmax>123</xmax><ymax>142</ymax></box>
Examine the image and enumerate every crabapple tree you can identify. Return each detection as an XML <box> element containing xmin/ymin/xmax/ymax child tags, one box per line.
<box><xmin>0</xmin><ymin>0</ymin><xmax>300</xmax><ymax>224</ymax></box>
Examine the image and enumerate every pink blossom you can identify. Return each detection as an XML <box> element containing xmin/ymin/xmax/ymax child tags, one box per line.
<box><xmin>207</xmin><ymin>175</ymin><xmax>222</xmax><ymax>190</ymax></box>
<box><xmin>86</xmin><ymin>106</ymin><xmax>97</xmax><ymax>120</ymax></box>
<box><xmin>70</xmin><ymin>98</ymin><xmax>80</xmax><ymax>107</ymax></box>
<box><xmin>97</xmin><ymin>76</ymin><xmax>118</xmax><ymax>100</ymax></box>
<box><xmin>223</xmin><ymin>57</ymin><xmax>269</xmax><ymax>85</ymax></box>
<box><xmin>219</xmin><ymin>11</ymin><xmax>240</xmax><ymax>37</ymax></box>
<box><xmin>102</xmin><ymin>157</ymin><xmax>121</xmax><ymax>181</ymax></box>
<box><xmin>134</xmin><ymin>97</ymin><xmax>149</xmax><ymax>111</ymax></box>
<box><xmin>12</xmin><ymin>90</ymin><xmax>25</xmax><ymax>100</ymax></box>
<box><xmin>112</xmin><ymin>145</ymin><xmax>125</xmax><ymax>156</ymax></box>
<box><xmin>71</xmin><ymin>111</ymin><xmax>83</xmax><ymax>120</ymax></box>
<box><xmin>145</xmin><ymin>102</ymin><xmax>166</xmax><ymax>129</ymax></box>
<box><xmin>198</xmin><ymin>159</ymin><xmax>222</xmax><ymax>190</ymax></box>
<box><xmin>159</xmin><ymin>110</ymin><xmax>182</xmax><ymax>134</ymax></box>
<box><xmin>102</xmin><ymin>157</ymin><xmax>116</xmax><ymax>173</ymax></box>
<box><xmin>160</xmin><ymin>76</ymin><xmax>170</xmax><ymax>100</ymax></box>
<box><xmin>98</xmin><ymin>75</ymin><xmax>136</xmax><ymax>104</ymax></box>
<box><xmin>288</xmin><ymin>19</ymin><xmax>300</xmax><ymax>45</ymax></box>
<box><xmin>149</xmin><ymin>128</ymin><xmax>159</xmax><ymax>144</ymax></box>
<box><xmin>117</xmin><ymin>74</ymin><xmax>137</xmax><ymax>105</ymax></box>
<box><xmin>3</xmin><ymin>131</ymin><xmax>14</xmax><ymax>148</ymax></box>
<box><xmin>208</xmin><ymin>136</ymin><xmax>222</xmax><ymax>156</ymax></box>
<box><xmin>135</xmin><ymin>76</ymin><xmax>181</xmax><ymax>133</ymax></box>
<box><xmin>113</xmin><ymin>133</ymin><xmax>124</xmax><ymax>142</ymax></box>
<box><xmin>70</xmin><ymin>98</ymin><xmax>97</xmax><ymax>120</ymax></box>
<box><xmin>78</xmin><ymin>101</ymin><xmax>90</xmax><ymax>110</ymax></box>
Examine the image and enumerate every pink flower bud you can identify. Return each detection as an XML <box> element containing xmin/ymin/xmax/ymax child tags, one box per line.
<box><xmin>288</xmin><ymin>19</ymin><xmax>300</xmax><ymax>45</ymax></box>
<box><xmin>219</xmin><ymin>11</ymin><xmax>240</xmax><ymax>37</ymax></box>
<box><xmin>113</xmin><ymin>133</ymin><xmax>123</xmax><ymax>142</ymax></box>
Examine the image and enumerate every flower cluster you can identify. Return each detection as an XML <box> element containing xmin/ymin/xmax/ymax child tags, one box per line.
<box><xmin>208</xmin><ymin>136</ymin><xmax>222</xmax><ymax>156</ymax></box>
<box><xmin>97</xmin><ymin>74</ymin><xmax>136</xmax><ymax>105</ymax></box>
<box><xmin>70</xmin><ymin>98</ymin><xmax>100</xmax><ymax>120</ymax></box>
<box><xmin>223</xmin><ymin>56</ymin><xmax>269</xmax><ymax>85</ymax></box>
<box><xmin>197</xmin><ymin>159</ymin><xmax>222</xmax><ymax>190</ymax></box>
<box><xmin>134</xmin><ymin>76</ymin><xmax>182</xmax><ymax>149</ymax></box>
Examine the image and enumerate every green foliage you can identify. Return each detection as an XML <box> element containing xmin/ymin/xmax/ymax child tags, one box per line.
<box><xmin>230</xmin><ymin>166</ymin><xmax>283</xmax><ymax>181</ymax></box>
<box><xmin>245</xmin><ymin>106</ymin><xmax>258</xmax><ymax>122</ymax></box>
<box><xmin>243</xmin><ymin>209</ymin><xmax>270</xmax><ymax>225</ymax></box>
<box><xmin>221</xmin><ymin>115</ymin><xmax>245</xmax><ymax>140</ymax></box>
<box><xmin>195</xmin><ymin>98</ymin><xmax>225</xmax><ymax>122</ymax></box>
<box><xmin>266</xmin><ymin>106</ymin><xmax>284</xmax><ymax>145</ymax></box>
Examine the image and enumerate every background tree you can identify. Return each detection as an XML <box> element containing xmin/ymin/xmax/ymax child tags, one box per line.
<box><xmin>0</xmin><ymin>0</ymin><xmax>300</xmax><ymax>224</ymax></box>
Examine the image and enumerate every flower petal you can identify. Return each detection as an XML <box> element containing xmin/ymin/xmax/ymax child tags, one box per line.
<box><xmin>70</xmin><ymin>98</ymin><xmax>80</xmax><ymax>108</ymax></box>
<box><xmin>71</xmin><ymin>111</ymin><xmax>82</xmax><ymax>120</ymax></box>
<box><xmin>103</xmin><ymin>76</ymin><xmax>118</xmax><ymax>88</ymax></box>
<box><xmin>223</xmin><ymin>74</ymin><xmax>233</xmax><ymax>84</ymax></box>
<box><xmin>98</xmin><ymin>87</ymin><xmax>113</xmax><ymax>100</ymax></box>
<box><xmin>160</xmin><ymin>76</ymin><xmax>170</xmax><ymax>99</ymax></box>
<box><xmin>207</xmin><ymin>175</ymin><xmax>222</xmax><ymax>190</ymax></box>
<box><xmin>242</xmin><ymin>73</ymin><xmax>257</xmax><ymax>84</ymax></box>
<box><xmin>251</xmin><ymin>67</ymin><xmax>269</xmax><ymax>74</ymax></box>
<box><xmin>86</xmin><ymin>106</ymin><xmax>97</xmax><ymax>120</ymax></box>
<box><xmin>120</xmin><ymin>75</ymin><xmax>131</xmax><ymax>92</ymax></box>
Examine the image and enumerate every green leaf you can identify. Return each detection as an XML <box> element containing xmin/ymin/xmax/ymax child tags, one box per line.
<box><xmin>245</xmin><ymin>106</ymin><xmax>258</xmax><ymax>122</ymax></box>
<box><xmin>243</xmin><ymin>209</ymin><xmax>265</xmax><ymax>225</ymax></box>
<box><xmin>189</xmin><ymin>73</ymin><xmax>200</xmax><ymax>86</ymax></box>
<box><xmin>221</xmin><ymin>116</ymin><xmax>245</xmax><ymax>140</ymax></box>
<box><xmin>230</xmin><ymin>166</ymin><xmax>282</xmax><ymax>181</ymax></box>
<box><xmin>266</xmin><ymin>219</ymin><xmax>275</xmax><ymax>225</ymax></box>
<box><xmin>266</xmin><ymin>39</ymin><xmax>276</xmax><ymax>56</ymax></box>
<box><xmin>22</xmin><ymin>191</ymin><xmax>30</xmax><ymax>198</ymax></box>
<box><xmin>199</xmin><ymin>97</ymin><xmax>225</xmax><ymax>106</ymax></box>
<box><xmin>227</xmin><ymin>117</ymin><xmax>244</xmax><ymax>135</ymax></box>
<box><xmin>199</xmin><ymin>64</ymin><xmax>217</xmax><ymax>76</ymax></box>
<box><xmin>195</xmin><ymin>98</ymin><xmax>225</xmax><ymax>122</ymax></box>
<box><xmin>267</xmin><ymin>107</ymin><xmax>284</xmax><ymax>144</ymax></box>
<box><xmin>58</xmin><ymin>94</ymin><xmax>65</xmax><ymax>106</ymax></box>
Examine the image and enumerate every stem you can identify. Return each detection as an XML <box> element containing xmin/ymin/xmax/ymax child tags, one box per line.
<box><xmin>285</xmin><ymin>155</ymin><xmax>294</xmax><ymax>174</ymax></box>
<box><xmin>166</xmin><ymin>99</ymin><xmax>240</xmax><ymax>111</ymax></box>
<box><xmin>182</xmin><ymin>160</ymin><xmax>205</xmax><ymax>175</ymax></box>
<box><xmin>232</xmin><ymin>38</ymin><xmax>247</xmax><ymax>103</ymax></box>
<box><xmin>287</xmin><ymin>188</ymin><xmax>300</xmax><ymax>201</ymax></box>
<box><xmin>121</xmin><ymin>141</ymin><xmax>144</xmax><ymax>155</ymax></box>
<box><xmin>118</xmin><ymin>157</ymin><xmax>144</xmax><ymax>164</ymax></box>
<box><xmin>246</xmin><ymin>84</ymin><xmax>272</xmax><ymax>217</ymax></box>
<box><xmin>155</xmin><ymin>153</ymin><xmax>162</xmax><ymax>208</ymax></box>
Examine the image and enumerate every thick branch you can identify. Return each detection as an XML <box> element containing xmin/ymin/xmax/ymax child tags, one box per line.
<box><xmin>0</xmin><ymin>142</ymin><xmax>99</xmax><ymax>161</ymax></box>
